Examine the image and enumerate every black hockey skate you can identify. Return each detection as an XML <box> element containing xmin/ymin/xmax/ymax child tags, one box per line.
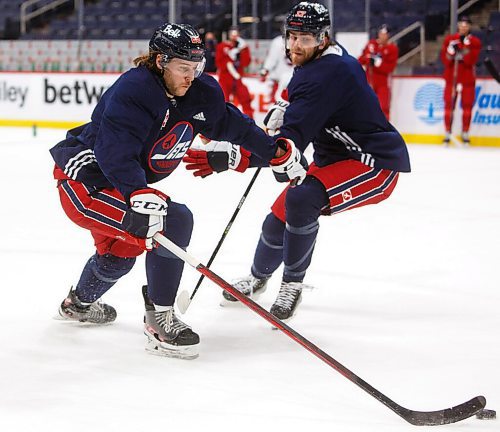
<box><xmin>142</xmin><ymin>286</ymin><xmax>200</xmax><ymax>359</ymax></box>
<box><xmin>58</xmin><ymin>287</ymin><xmax>117</xmax><ymax>324</ymax></box>
<box><xmin>270</xmin><ymin>281</ymin><xmax>303</xmax><ymax>321</ymax></box>
<box><xmin>221</xmin><ymin>274</ymin><xmax>269</xmax><ymax>303</ymax></box>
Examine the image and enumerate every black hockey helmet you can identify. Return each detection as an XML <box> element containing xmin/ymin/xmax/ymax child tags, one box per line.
<box><xmin>150</xmin><ymin>23</ymin><xmax>206</xmax><ymax>72</ymax></box>
<box><xmin>378</xmin><ymin>23</ymin><xmax>391</xmax><ymax>34</ymax></box>
<box><xmin>285</xmin><ymin>2</ymin><xmax>331</xmax><ymax>37</ymax></box>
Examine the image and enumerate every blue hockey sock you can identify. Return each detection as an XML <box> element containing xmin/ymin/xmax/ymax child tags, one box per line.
<box><xmin>252</xmin><ymin>213</ymin><xmax>285</xmax><ymax>279</ymax></box>
<box><xmin>283</xmin><ymin>221</ymin><xmax>319</xmax><ymax>282</ymax></box>
<box><xmin>282</xmin><ymin>177</ymin><xmax>327</xmax><ymax>283</ymax></box>
<box><xmin>75</xmin><ymin>253</ymin><xmax>136</xmax><ymax>303</ymax></box>
<box><xmin>146</xmin><ymin>202</ymin><xmax>193</xmax><ymax>306</ymax></box>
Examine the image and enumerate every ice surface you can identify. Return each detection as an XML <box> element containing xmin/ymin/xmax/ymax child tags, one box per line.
<box><xmin>0</xmin><ymin>127</ymin><xmax>498</xmax><ymax>431</ymax></box>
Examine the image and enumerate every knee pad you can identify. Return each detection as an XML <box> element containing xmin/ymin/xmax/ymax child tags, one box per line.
<box><xmin>285</xmin><ymin>177</ymin><xmax>328</xmax><ymax>226</ymax></box>
<box><xmin>94</xmin><ymin>253</ymin><xmax>136</xmax><ymax>281</ymax></box>
<box><xmin>154</xmin><ymin>203</ymin><xmax>193</xmax><ymax>258</ymax></box>
<box><xmin>261</xmin><ymin>213</ymin><xmax>285</xmax><ymax>248</ymax></box>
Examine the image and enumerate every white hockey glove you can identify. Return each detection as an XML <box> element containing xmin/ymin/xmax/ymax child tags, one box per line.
<box><xmin>226</xmin><ymin>61</ymin><xmax>241</xmax><ymax>80</ymax></box>
<box><xmin>263</xmin><ymin>99</ymin><xmax>290</xmax><ymax>136</ymax></box>
<box><xmin>228</xmin><ymin>47</ymin><xmax>240</xmax><ymax>61</ymax></box>
<box><xmin>370</xmin><ymin>54</ymin><xmax>382</xmax><ymax>68</ymax></box>
<box><xmin>447</xmin><ymin>40</ymin><xmax>461</xmax><ymax>56</ymax></box>
<box><xmin>270</xmin><ymin>138</ymin><xmax>308</xmax><ymax>186</ymax></box>
<box><xmin>123</xmin><ymin>188</ymin><xmax>169</xmax><ymax>251</ymax></box>
<box><xmin>183</xmin><ymin>140</ymin><xmax>251</xmax><ymax>177</ymax></box>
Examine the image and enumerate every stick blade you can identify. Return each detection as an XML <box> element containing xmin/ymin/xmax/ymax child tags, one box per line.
<box><xmin>484</xmin><ymin>57</ymin><xmax>500</xmax><ymax>83</ymax></box>
<box><xmin>176</xmin><ymin>290</ymin><xmax>191</xmax><ymax>314</ymax></box>
<box><xmin>402</xmin><ymin>395</ymin><xmax>486</xmax><ymax>426</ymax></box>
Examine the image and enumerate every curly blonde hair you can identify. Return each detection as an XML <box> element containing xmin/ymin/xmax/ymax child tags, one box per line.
<box><xmin>133</xmin><ymin>51</ymin><xmax>163</xmax><ymax>74</ymax></box>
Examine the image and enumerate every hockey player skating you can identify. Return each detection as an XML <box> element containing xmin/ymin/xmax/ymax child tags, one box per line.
<box><xmin>358</xmin><ymin>24</ymin><xmax>398</xmax><ymax>120</ymax></box>
<box><xmin>184</xmin><ymin>2</ymin><xmax>410</xmax><ymax>322</ymax></box>
<box><xmin>49</xmin><ymin>23</ymin><xmax>308</xmax><ymax>359</ymax></box>
<box><xmin>440</xmin><ymin>16</ymin><xmax>482</xmax><ymax>145</ymax></box>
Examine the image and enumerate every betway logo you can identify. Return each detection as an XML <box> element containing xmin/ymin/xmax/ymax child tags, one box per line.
<box><xmin>44</xmin><ymin>78</ymin><xmax>108</xmax><ymax>105</ymax></box>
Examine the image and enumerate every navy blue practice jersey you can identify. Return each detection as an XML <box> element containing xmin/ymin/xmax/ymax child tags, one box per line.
<box><xmin>50</xmin><ymin>65</ymin><xmax>276</xmax><ymax>200</ymax></box>
<box><xmin>277</xmin><ymin>44</ymin><xmax>410</xmax><ymax>173</ymax></box>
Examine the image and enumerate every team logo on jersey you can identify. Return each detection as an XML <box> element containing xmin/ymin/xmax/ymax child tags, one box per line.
<box><xmin>414</xmin><ymin>83</ymin><xmax>444</xmax><ymax>125</ymax></box>
<box><xmin>161</xmin><ymin>109</ymin><xmax>170</xmax><ymax>129</ymax></box>
<box><xmin>342</xmin><ymin>190</ymin><xmax>352</xmax><ymax>201</ymax></box>
<box><xmin>149</xmin><ymin>121</ymin><xmax>194</xmax><ymax>174</ymax></box>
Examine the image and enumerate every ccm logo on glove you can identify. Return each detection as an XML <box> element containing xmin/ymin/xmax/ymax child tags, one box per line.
<box><xmin>123</xmin><ymin>188</ymin><xmax>169</xmax><ymax>251</ymax></box>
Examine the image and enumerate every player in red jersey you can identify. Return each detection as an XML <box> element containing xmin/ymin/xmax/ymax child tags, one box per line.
<box><xmin>215</xmin><ymin>26</ymin><xmax>254</xmax><ymax>117</ymax></box>
<box><xmin>358</xmin><ymin>24</ymin><xmax>398</xmax><ymax>120</ymax></box>
<box><xmin>440</xmin><ymin>16</ymin><xmax>482</xmax><ymax>145</ymax></box>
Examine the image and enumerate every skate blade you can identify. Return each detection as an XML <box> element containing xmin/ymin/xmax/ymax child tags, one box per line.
<box><xmin>144</xmin><ymin>333</ymin><xmax>199</xmax><ymax>360</ymax></box>
<box><xmin>219</xmin><ymin>290</ymin><xmax>266</xmax><ymax>307</ymax></box>
<box><xmin>53</xmin><ymin>309</ymin><xmax>114</xmax><ymax>325</ymax></box>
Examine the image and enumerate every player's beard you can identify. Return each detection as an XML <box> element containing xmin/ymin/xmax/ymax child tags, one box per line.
<box><xmin>290</xmin><ymin>45</ymin><xmax>320</xmax><ymax>66</ymax></box>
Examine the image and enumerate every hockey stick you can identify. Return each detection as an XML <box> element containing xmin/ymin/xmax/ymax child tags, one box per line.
<box><xmin>153</xmin><ymin>232</ymin><xmax>487</xmax><ymax>426</ymax></box>
<box><xmin>484</xmin><ymin>57</ymin><xmax>500</xmax><ymax>83</ymax></box>
<box><xmin>176</xmin><ymin>167</ymin><xmax>262</xmax><ymax>314</ymax></box>
<box><xmin>446</xmin><ymin>56</ymin><xmax>461</xmax><ymax>147</ymax></box>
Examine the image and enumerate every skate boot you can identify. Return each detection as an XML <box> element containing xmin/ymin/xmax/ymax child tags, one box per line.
<box><xmin>461</xmin><ymin>131</ymin><xmax>470</xmax><ymax>146</ymax></box>
<box><xmin>142</xmin><ymin>286</ymin><xmax>200</xmax><ymax>359</ymax></box>
<box><xmin>57</xmin><ymin>287</ymin><xmax>117</xmax><ymax>324</ymax></box>
<box><xmin>443</xmin><ymin>131</ymin><xmax>451</xmax><ymax>146</ymax></box>
<box><xmin>270</xmin><ymin>281</ymin><xmax>303</xmax><ymax>321</ymax></box>
<box><xmin>222</xmin><ymin>274</ymin><xmax>269</xmax><ymax>303</ymax></box>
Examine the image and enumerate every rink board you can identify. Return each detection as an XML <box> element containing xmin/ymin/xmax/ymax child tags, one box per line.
<box><xmin>0</xmin><ymin>72</ymin><xmax>498</xmax><ymax>146</ymax></box>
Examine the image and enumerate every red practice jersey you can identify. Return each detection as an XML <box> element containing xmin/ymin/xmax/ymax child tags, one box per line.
<box><xmin>358</xmin><ymin>39</ymin><xmax>398</xmax><ymax>87</ymax></box>
<box><xmin>440</xmin><ymin>32</ymin><xmax>482</xmax><ymax>85</ymax></box>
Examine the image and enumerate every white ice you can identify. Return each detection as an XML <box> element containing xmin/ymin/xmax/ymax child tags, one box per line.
<box><xmin>0</xmin><ymin>127</ymin><xmax>498</xmax><ymax>432</ymax></box>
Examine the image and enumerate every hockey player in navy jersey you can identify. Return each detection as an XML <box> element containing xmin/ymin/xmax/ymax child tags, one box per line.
<box><xmin>184</xmin><ymin>2</ymin><xmax>410</xmax><ymax>322</ymax></box>
<box><xmin>49</xmin><ymin>23</ymin><xmax>308</xmax><ymax>359</ymax></box>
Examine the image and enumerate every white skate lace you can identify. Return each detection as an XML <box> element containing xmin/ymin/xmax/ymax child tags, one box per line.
<box><xmin>273</xmin><ymin>282</ymin><xmax>311</xmax><ymax>309</ymax></box>
<box><xmin>233</xmin><ymin>275</ymin><xmax>266</xmax><ymax>295</ymax></box>
<box><xmin>155</xmin><ymin>308</ymin><xmax>191</xmax><ymax>336</ymax></box>
<box><xmin>86</xmin><ymin>301</ymin><xmax>109</xmax><ymax>321</ymax></box>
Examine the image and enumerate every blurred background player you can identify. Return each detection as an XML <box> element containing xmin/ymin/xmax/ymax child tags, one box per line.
<box><xmin>259</xmin><ymin>34</ymin><xmax>294</xmax><ymax>103</ymax></box>
<box><xmin>187</xmin><ymin>2</ymin><xmax>410</xmax><ymax>322</ymax></box>
<box><xmin>50</xmin><ymin>23</ymin><xmax>307</xmax><ymax>359</ymax></box>
<box><xmin>215</xmin><ymin>26</ymin><xmax>254</xmax><ymax>117</ymax></box>
<box><xmin>440</xmin><ymin>16</ymin><xmax>482</xmax><ymax>146</ymax></box>
<box><xmin>358</xmin><ymin>24</ymin><xmax>398</xmax><ymax>120</ymax></box>
<box><xmin>203</xmin><ymin>31</ymin><xmax>217</xmax><ymax>73</ymax></box>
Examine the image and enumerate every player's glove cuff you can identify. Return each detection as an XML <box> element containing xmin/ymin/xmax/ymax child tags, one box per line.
<box><xmin>270</xmin><ymin>138</ymin><xmax>308</xmax><ymax>186</ymax></box>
